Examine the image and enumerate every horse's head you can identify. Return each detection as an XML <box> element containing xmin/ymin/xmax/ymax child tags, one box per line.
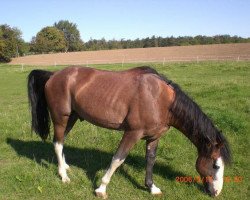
<box><xmin>196</xmin><ymin>141</ymin><xmax>225</xmax><ymax>197</ymax></box>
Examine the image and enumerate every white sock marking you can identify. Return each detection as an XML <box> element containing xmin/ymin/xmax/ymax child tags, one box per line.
<box><xmin>54</xmin><ymin>142</ymin><xmax>70</xmax><ymax>183</ymax></box>
<box><xmin>151</xmin><ymin>184</ymin><xmax>162</xmax><ymax>195</ymax></box>
<box><xmin>96</xmin><ymin>157</ymin><xmax>125</xmax><ymax>195</ymax></box>
<box><xmin>63</xmin><ymin>154</ymin><xmax>70</xmax><ymax>170</ymax></box>
<box><xmin>95</xmin><ymin>184</ymin><xmax>107</xmax><ymax>194</ymax></box>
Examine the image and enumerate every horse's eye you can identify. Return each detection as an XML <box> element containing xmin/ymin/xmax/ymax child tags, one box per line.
<box><xmin>213</xmin><ymin>163</ymin><xmax>220</xmax><ymax>170</ymax></box>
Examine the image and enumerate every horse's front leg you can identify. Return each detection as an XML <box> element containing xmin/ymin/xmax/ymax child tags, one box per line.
<box><xmin>145</xmin><ymin>139</ymin><xmax>162</xmax><ymax>195</ymax></box>
<box><xmin>95</xmin><ymin>130</ymin><xmax>142</xmax><ymax>199</ymax></box>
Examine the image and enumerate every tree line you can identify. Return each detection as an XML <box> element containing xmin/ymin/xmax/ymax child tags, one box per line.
<box><xmin>0</xmin><ymin>20</ymin><xmax>249</xmax><ymax>62</ymax></box>
<box><xmin>83</xmin><ymin>35</ymin><xmax>250</xmax><ymax>51</ymax></box>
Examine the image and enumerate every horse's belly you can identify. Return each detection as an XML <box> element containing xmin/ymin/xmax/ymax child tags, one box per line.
<box><xmin>83</xmin><ymin>113</ymin><xmax>125</xmax><ymax>130</ymax></box>
<box><xmin>76</xmin><ymin>105</ymin><xmax>127</xmax><ymax>130</ymax></box>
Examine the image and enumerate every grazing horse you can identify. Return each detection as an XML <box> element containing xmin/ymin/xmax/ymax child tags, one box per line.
<box><xmin>27</xmin><ymin>66</ymin><xmax>231</xmax><ymax>198</ymax></box>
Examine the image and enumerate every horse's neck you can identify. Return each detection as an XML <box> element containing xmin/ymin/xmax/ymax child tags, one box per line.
<box><xmin>167</xmin><ymin>87</ymin><xmax>211</xmax><ymax>151</ymax></box>
<box><xmin>171</xmin><ymin>119</ymin><xmax>200</xmax><ymax>148</ymax></box>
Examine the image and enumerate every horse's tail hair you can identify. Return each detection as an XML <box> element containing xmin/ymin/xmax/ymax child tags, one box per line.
<box><xmin>27</xmin><ymin>70</ymin><xmax>53</xmax><ymax>140</ymax></box>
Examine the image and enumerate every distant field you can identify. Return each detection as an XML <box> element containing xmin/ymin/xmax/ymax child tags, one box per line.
<box><xmin>10</xmin><ymin>43</ymin><xmax>250</xmax><ymax>66</ymax></box>
<box><xmin>0</xmin><ymin>61</ymin><xmax>249</xmax><ymax>200</ymax></box>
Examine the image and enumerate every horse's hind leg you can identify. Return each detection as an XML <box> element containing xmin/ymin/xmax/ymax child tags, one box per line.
<box><xmin>63</xmin><ymin>112</ymin><xmax>79</xmax><ymax>170</ymax></box>
<box><xmin>53</xmin><ymin>113</ymin><xmax>78</xmax><ymax>183</ymax></box>
<box><xmin>65</xmin><ymin>111</ymin><xmax>79</xmax><ymax>137</ymax></box>
<box><xmin>54</xmin><ymin>139</ymin><xmax>70</xmax><ymax>183</ymax></box>
<box><xmin>95</xmin><ymin>130</ymin><xmax>143</xmax><ymax>199</ymax></box>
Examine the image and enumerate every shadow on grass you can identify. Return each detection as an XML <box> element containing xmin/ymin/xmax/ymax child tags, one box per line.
<box><xmin>6</xmin><ymin>138</ymin><xmax>203</xmax><ymax>193</ymax></box>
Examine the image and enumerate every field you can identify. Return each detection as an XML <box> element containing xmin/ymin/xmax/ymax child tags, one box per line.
<box><xmin>0</xmin><ymin>61</ymin><xmax>249</xmax><ymax>200</ymax></box>
<box><xmin>10</xmin><ymin>43</ymin><xmax>250</xmax><ymax>66</ymax></box>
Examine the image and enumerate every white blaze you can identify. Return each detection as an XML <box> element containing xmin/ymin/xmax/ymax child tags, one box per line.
<box><xmin>209</xmin><ymin>157</ymin><xmax>224</xmax><ymax>196</ymax></box>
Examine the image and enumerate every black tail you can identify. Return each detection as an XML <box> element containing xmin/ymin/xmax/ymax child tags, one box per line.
<box><xmin>27</xmin><ymin>70</ymin><xmax>53</xmax><ymax>140</ymax></box>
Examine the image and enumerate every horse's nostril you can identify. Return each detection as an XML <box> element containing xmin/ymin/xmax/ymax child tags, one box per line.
<box><xmin>213</xmin><ymin>163</ymin><xmax>220</xmax><ymax>170</ymax></box>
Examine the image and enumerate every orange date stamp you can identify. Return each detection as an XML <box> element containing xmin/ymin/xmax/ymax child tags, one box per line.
<box><xmin>175</xmin><ymin>176</ymin><xmax>243</xmax><ymax>183</ymax></box>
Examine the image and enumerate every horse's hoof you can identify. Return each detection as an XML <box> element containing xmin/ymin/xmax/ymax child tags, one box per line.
<box><xmin>95</xmin><ymin>191</ymin><xmax>108</xmax><ymax>199</ymax></box>
<box><xmin>62</xmin><ymin>176</ymin><xmax>70</xmax><ymax>183</ymax></box>
<box><xmin>151</xmin><ymin>184</ymin><xmax>162</xmax><ymax>196</ymax></box>
<box><xmin>152</xmin><ymin>191</ymin><xmax>163</xmax><ymax>196</ymax></box>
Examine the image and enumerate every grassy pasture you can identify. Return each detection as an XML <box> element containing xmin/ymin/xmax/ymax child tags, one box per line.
<box><xmin>0</xmin><ymin>61</ymin><xmax>249</xmax><ymax>200</ymax></box>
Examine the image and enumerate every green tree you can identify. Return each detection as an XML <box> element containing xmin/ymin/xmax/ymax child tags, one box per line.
<box><xmin>33</xmin><ymin>26</ymin><xmax>66</xmax><ymax>53</ymax></box>
<box><xmin>0</xmin><ymin>24</ymin><xmax>27</xmax><ymax>62</ymax></box>
<box><xmin>151</xmin><ymin>35</ymin><xmax>159</xmax><ymax>47</ymax></box>
<box><xmin>143</xmin><ymin>37</ymin><xmax>151</xmax><ymax>48</ymax></box>
<box><xmin>54</xmin><ymin>20</ymin><xmax>84</xmax><ymax>52</ymax></box>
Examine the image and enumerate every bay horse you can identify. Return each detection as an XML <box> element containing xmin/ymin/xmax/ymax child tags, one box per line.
<box><xmin>27</xmin><ymin>66</ymin><xmax>231</xmax><ymax>198</ymax></box>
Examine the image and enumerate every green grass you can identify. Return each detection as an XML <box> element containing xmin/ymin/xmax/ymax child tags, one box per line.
<box><xmin>0</xmin><ymin>61</ymin><xmax>249</xmax><ymax>200</ymax></box>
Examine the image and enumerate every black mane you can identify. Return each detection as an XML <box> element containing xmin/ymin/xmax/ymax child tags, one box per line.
<box><xmin>139</xmin><ymin>66</ymin><xmax>231</xmax><ymax>164</ymax></box>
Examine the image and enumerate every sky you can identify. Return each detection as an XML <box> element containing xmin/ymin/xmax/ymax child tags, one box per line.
<box><xmin>0</xmin><ymin>0</ymin><xmax>249</xmax><ymax>42</ymax></box>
